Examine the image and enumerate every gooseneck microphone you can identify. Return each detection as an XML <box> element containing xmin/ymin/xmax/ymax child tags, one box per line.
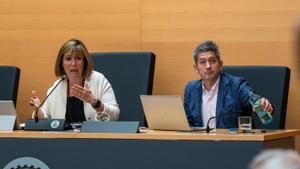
<box><xmin>206</xmin><ymin>111</ymin><xmax>242</xmax><ymax>133</ymax></box>
<box><xmin>34</xmin><ymin>76</ymin><xmax>66</xmax><ymax>122</ymax></box>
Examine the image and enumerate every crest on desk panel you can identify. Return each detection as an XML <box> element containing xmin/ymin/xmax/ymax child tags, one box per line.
<box><xmin>51</xmin><ymin>120</ymin><xmax>60</xmax><ymax>129</ymax></box>
<box><xmin>4</xmin><ymin>157</ymin><xmax>50</xmax><ymax>169</ymax></box>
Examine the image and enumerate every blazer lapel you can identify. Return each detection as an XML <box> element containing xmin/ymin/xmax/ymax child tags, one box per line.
<box><xmin>216</xmin><ymin>74</ymin><xmax>229</xmax><ymax>127</ymax></box>
<box><xmin>197</xmin><ymin>80</ymin><xmax>203</xmax><ymax>126</ymax></box>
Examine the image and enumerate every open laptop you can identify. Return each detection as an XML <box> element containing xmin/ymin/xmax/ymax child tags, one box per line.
<box><xmin>0</xmin><ymin>100</ymin><xmax>21</xmax><ymax>131</ymax></box>
<box><xmin>140</xmin><ymin>95</ymin><xmax>205</xmax><ymax>131</ymax></box>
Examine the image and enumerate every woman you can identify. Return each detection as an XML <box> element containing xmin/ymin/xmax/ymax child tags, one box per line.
<box><xmin>30</xmin><ymin>39</ymin><xmax>120</xmax><ymax>123</ymax></box>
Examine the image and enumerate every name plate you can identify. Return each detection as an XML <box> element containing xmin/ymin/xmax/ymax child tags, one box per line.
<box><xmin>81</xmin><ymin>121</ymin><xmax>139</xmax><ymax>133</ymax></box>
<box><xmin>24</xmin><ymin>119</ymin><xmax>66</xmax><ymax>131</ymax></box>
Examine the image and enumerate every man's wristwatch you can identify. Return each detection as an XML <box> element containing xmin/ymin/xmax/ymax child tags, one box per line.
<box><xmin>92</xmin><ymin>98</ymin><xmax>101</xmax><ymax>109</ymax></box>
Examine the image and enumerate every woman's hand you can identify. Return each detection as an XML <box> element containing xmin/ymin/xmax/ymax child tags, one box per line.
<box><xmin>71</xmin><ymin>84</ymin><xmax>104</xmax><ymax>112</ymax></box>
<box><xmin>70</xmin><ymin>84</ymin><xmax>97</xmax><ymax>105</ymax></box>
<box><xmin>29</xmin><ymin>90</ymin><xmax>41</xmax><ymax>109</ymax></box>
<box><xmin>29</xmin><ymin>90</ymin><xmax>45</xmax><ymax>119</ymax></box>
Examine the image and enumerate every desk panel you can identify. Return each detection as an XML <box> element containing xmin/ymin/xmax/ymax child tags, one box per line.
<box><xmin>0</xmin><ymin>130</ymin><xmax>297</xmax><ymax>169</ymax></box>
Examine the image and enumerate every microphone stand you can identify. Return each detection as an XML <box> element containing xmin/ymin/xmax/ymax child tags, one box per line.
<box><xmin>206</xmin><ymin>111</ymin><xmax>242</xmax><ymax>133</ymax></box>
<box><xmin>206</xmin><ymin>116</ymin><xmax>216</xmax><ymax>133</ymax></box>
<box><xmin>34</xmin><ymin>76</ymin><xmax>66</xmax><ymax>122</ymax></box>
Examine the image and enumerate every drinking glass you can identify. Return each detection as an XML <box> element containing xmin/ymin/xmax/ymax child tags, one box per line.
<box><xmin>69</xmin><ymin>122</ymin><xmax>82</xmax><ymax>132</ymax></box>
<box><xmin>238</xmin><ymin>116</ymin><xmax>252</xmax><ymax>133</ymax></box>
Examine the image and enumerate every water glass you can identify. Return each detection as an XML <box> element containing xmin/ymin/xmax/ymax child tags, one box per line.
<box><xmin>70</xmin><ymin>122</ymin><xmax>82</xmax><ymax>132</ymax></box>
<box><xmin>238</xmin><ymin>116</ymin><xmax>252</xmax><ymax>133</ymax></box>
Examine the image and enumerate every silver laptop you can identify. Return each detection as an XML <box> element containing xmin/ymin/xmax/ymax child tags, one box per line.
<box><xmin>0</xmin><ymin>100</ymin><xmax>21</xmax><ymax>131</ymax></box>
<box><xmin>140</xmin><ymin>95</ymin><xmax>205</xmax><ymax>131</ymax></box>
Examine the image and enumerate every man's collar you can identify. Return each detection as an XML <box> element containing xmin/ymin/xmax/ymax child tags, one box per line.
<box><xmin>202</xmin><ymin>76</ymin><xmax>220</xmax><ymax>92</ymax></box>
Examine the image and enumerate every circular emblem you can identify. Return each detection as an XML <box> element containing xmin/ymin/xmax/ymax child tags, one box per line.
<box><xmin>51</xmin><ymin>120</ymin><xmax>60</xmax><ymax>129</ymax></box>
<box><xmin>4</xmin><ymin>157</ymin><xmax>50</xmax><ymax>169</ymax></box>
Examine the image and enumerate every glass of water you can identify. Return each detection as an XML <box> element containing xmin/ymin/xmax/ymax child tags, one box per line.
<box><xmin>238</xmin><ymin>116</ymin><xmax>252</xmax><ymax>133</ymax></box>
<box><xmin>70</xmin><ymin>122</ymin><xmax>82</xmax><ymax>132</ymax></box>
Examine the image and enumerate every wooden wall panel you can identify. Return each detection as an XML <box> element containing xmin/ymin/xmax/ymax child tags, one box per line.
<box><xmin>1</xmin><ymin>0</ymin><xmax>300</xmax><ymax>150</ymax></box>
<box><xmin>140</xmin><ymin>0</ymin><xmax>300</xmax><ymax>149</ymax></box>
<box><xmin>0</xmin><ymin>0</ymin><xmax>141</xmax><ymax>122</ymax></box>
<box><xmin>141</xmin><ymin>0</ymin><xmax>300</xmax><ymax>13</ymax></box>
<box><xmin>0</xmin><ymin>0</ymin><xmax>140</xmax><ymax>14</ymax></box>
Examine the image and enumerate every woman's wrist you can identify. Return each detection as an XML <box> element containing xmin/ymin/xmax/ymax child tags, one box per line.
<box><xmin>92</xmin><ymin>98</ymin><xmax>101</xmax><ymax>109</ymax></box>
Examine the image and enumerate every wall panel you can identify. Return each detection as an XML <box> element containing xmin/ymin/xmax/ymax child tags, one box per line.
<box><xmin>140</xmin><ymin>0</ymin><xmax>300</xmax><ymax>149</ymax></box>
<box><xmin>1</xmin><ymin>0</ymin><xmax>300</xmax><ymax>150</ymax></box>
<box><xmin>0</xmin><ymin>0</ymin><xmax>141</xmax><ymax>120</ymax></box>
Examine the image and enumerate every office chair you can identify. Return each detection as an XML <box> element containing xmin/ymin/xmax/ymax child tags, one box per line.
<box><xmin>91</xmin><ymin>52</ymin><xmax>156</xmax><ymax>126</ymax></box>
<box><xmin>0</xmin><ymin>66</ymin><xmax>20</xmax><ymax>106</ymax></box>
<box><xmin>223</xmin><ymin>66</ymin><xmax>290</xmax><ymax>129</ymax></box>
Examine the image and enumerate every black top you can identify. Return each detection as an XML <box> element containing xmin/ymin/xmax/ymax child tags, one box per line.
<box><xmin>65</xmin><ymin>96</ymin><xmax>86</xmax><ymax>123</ymax></box>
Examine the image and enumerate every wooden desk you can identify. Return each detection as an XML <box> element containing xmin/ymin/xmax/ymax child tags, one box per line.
<box><xmin>0</xmin><ymin>129</ymin><xmax>299</xmax><ymax>169</ymax></box>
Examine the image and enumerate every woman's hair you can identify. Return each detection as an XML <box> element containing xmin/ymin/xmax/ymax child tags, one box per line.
<box><xmin>54</xmin><ymin>38</ymin><xmax>93</xmax><ymax>79</ymax></box>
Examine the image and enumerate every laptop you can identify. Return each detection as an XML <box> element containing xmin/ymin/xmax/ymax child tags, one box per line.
<box><xmin>0</xmin><ymin>100</ymin><xmax>21</xmax><ymax>131</ymax></box>
<box><xmin>140</xmin><ymin>95</ymin><xmax>205</xmax><ymax>131</ymax></box>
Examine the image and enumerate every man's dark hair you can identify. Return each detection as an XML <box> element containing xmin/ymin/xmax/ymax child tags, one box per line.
<box><xmin>193</xmin><ymin>40</ymin><xmax>221</xmax><ymax>64</ymax></box>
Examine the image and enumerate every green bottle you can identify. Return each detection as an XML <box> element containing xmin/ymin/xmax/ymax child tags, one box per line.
<box><xmin>249</xmin><ymin>91</ymin><xmax>272</xmax><ymax>125</ymax></box>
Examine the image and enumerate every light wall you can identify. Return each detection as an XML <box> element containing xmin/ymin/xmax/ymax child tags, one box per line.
<box><xmin>1</xmin><ymin>0</ymin><xmax>300</xmax><ymax>147</ymax></box>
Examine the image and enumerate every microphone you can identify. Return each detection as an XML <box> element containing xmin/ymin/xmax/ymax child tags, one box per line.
<box><xmin>34</xmin><ymin>76</ymin><xmax>66</xmax><ymax>122</ymax></box>
<box><xmin>206</xmin><ymin>111</ymin><xmax>241</xmax><ymax>133</ymax></box>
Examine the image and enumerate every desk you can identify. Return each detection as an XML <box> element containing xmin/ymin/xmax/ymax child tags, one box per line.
<box><xmin>0</xmin><ymin>129</ymin><xmax>299</xmax><ymax>169</ymax></box>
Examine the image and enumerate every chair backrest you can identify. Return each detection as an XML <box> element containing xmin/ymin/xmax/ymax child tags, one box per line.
<box><xmin>91</xmin><ymin>52</ymin><xmax>156</xmax><ymax>126</ymax></box>
<box><xmin>0</xmin><ymin>66</ymin><xmax>20</xmax><ymax>107</ymax></box>
<box><xmin>223</xmin><ymin>66</ymin><xmax>290</xmax><ymax>129</ymax></box>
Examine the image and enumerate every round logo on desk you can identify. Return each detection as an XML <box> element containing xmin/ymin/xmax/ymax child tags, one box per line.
<box><xmin>4</xmin><ymin>157</ymin><xmax>50</xmax><ymax>169</ymax></box>
<box><xmin>51</xmin><ymin>120</ymin><xmax>60</xmax><ymax>129</ymax></box>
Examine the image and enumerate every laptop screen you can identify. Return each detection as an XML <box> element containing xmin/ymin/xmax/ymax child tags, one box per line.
<box><xmin>0</xmin><ymin>100</ymin><xmax>21</xmax><ymax>130</ymax></box>
<box><xmin>140</xmin><ymin>95</ymin><xmax>192</xmax><ymax>131</ymax></box>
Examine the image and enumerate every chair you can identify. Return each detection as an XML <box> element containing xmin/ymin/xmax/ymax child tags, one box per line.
<box><xmin>223</xmin><ymin>66</ymin><xmax>290</xmax><ymax>129</ymax></box>
<box><xmin>91</xmin><ymin>52</ymin><xmax>155</xmax><ymax>126</ymax></box>
<box><xmin>0</xmin><ymin>66</ymin><xmax>20</xmax><ymax>106</ymax></box>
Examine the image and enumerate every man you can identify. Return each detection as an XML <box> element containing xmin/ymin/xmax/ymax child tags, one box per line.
<box><xmin>184</xmin><ymin>40</ymin><xmax>273</xmax><ymax>128</ymax></box>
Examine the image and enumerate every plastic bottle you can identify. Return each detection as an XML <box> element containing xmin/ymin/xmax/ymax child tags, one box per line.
<box><xmin>249</xmin><ymin>91</ymin><xmax>272</xmax><ymax>125</ymax></box>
